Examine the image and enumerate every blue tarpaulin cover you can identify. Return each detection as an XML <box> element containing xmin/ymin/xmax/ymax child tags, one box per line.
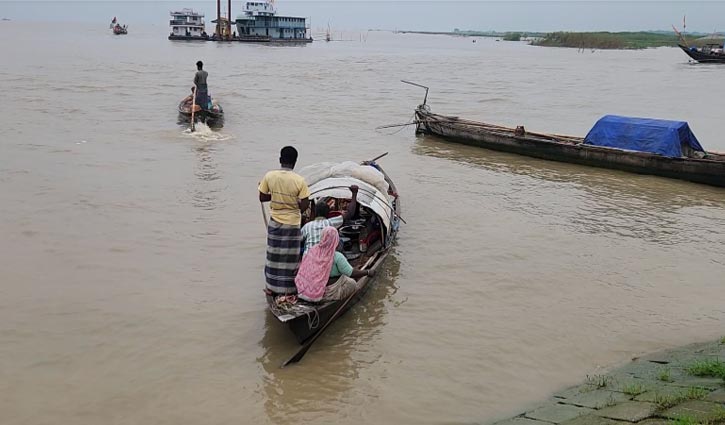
<box><xmin>584</xmin><ymin>115</ymin><xmax>704</xmax><ymax>157</ymax></box>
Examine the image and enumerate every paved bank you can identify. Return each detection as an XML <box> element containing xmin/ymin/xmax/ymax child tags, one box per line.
<box><xmin>492</xmin><ymin>340</ymin><xmax>725</xmax><ymax>425</ymax></box>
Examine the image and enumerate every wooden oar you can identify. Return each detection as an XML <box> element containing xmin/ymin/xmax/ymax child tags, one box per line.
<box><xmin>280</xmin><ymin>251</ymin><xmax>382</xmax><ymax>368</ymax></box>
<box><xmin>367</xmin><ymin>152</ymin><xmax>388</xmax><ymax>163</ymax></box>
<box><xmin>190</xmin><ymin>85</ymin><xmax>198</xmax><ymax>132</ymax></box>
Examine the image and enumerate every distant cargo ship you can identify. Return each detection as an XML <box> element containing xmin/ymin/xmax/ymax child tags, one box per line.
<box><xmin>167</xmin><ymin>1</ymin><xmax>311</xmax><ymax>43</ymax></box>
<box><xmin>168</xmin><ymin>8</ymin><xmax>209</xmax><ymax>41</ymax></box>
<box><xmin>234</xmin><ymin>0</ymin><xmax>311</xmax><ymax>42</ymax></box>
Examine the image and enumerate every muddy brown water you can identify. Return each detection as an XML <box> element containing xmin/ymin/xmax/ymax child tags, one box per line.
<box><xmin>2</xmin><ymin>22</ymin><xmax>724</xmax><ymax>425</ymax></box>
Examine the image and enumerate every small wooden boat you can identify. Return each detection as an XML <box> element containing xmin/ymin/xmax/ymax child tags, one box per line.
<box><xmin>177</xmin><ymin>96</ymin><xmax>224</xmax><ymax>127</ymax></box>
<box><xmin>112</xmin><ymin>24</ymin><xmax>127</xmax><ymax>35</ymax></box>
<box><xmin>678</xmin><ymin>44</ymin><xmax>725</xmax><ymax>63</ymax></box>
<box><xmin>266</xmin><ymin>159</ymin><xmax>401</xmax><ymax>344</ymax></box>
<box><xmin>415</xmin><ymin>103</ymin><xmax>725</xmax><ymax>187</ymax></box>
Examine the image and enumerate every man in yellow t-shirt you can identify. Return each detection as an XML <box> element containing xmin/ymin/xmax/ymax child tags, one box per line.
<box><xmin>258</xmin><ymin>146</ymin><xmax>310</xmax><ymax>294</ymax></box>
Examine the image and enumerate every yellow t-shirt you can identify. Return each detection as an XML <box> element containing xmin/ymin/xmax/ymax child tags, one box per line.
<box><xmin>258</xmin><ymin>169</ymin><xmax>310</xmax><ymax>226</ymax></box>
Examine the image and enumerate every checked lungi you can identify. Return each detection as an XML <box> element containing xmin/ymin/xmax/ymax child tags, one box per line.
<box><xmin>265</xmin><ymin>219</ymin><xmax>302</xmax><ymax>294</ymax></box>
<box><xmin>195</xmin><ymin>88</ymin><xmax>209</xmax><ymax>110</ymax></box>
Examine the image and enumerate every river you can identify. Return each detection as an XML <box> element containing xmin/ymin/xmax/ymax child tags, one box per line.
<box><xmin>1</xmin><ymin>21</ymin><xmax>724</xmax><ymax>425</ymax></box>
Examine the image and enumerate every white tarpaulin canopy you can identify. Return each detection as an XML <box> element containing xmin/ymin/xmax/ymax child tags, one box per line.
<box><xmin>300</xmin><ymin>160</ymin><xmax>395</xmax><ymax>233</ymax></box>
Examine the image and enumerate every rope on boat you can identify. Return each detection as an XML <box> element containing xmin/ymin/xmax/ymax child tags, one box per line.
<box><xmin>306</xmin><ymin>308</ymin><xmax>320</xmax><ymax>330</ymax></box>
<box><xmin>272</xmin><ymin>297</ymin><xmax>321</xmax><ymax>330</ymax></box>
<box><xmin>375</xmin><ymin>114</ymin><xmax>419</xmax><ymax>135</ymax></box>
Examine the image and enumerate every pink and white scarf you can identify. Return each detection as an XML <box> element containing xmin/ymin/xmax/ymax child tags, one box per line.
<box><xmin>295</xmin><ymin>226</ymin><xmax>339</xmax><ymax>302</ymax></box>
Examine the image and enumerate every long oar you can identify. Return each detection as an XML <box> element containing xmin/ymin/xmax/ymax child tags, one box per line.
<box><xmin>190</xmin><ymin>85</ymin><xmax>198</xmax><ymax>132</ymax></box>
<box><xmin>280</xmin><ymin>252</ymin><xmax>381</xmax><ymax>368</ymax></box>
<box><xmin>367</xmin><ymin>152</ymin><xmax>388</xmax><ymax>163</ymax></box>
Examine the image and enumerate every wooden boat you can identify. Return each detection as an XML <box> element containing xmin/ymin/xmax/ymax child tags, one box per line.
<box><xmin>177</xmin><ymin>96</ymin><xmax>224</xmax><ymax>127</ymax></box>
<box><xmin>678</xmin><ymin>44</ymin><xmax>725</xmax><ymax>63</ymax></box>
<box><xmin>265</xmin><ymin>159</ymin><xmax>401</xmax><ymax>344</ymax></box>
<box><xmin>112</xmin><ymin>24</ymin><xmax>127</xmax><ymax>35</ymax></box>
<box><xmin>414</xmin><ymin>103</ymin><xmax>725</xmax><ymax>188</ymax></box>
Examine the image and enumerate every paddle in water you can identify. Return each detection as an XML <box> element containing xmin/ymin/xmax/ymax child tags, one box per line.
<box><xmin>189</xmin><ymin>85</ymin><xmax>198</xmax><ymax>132</ymax></box>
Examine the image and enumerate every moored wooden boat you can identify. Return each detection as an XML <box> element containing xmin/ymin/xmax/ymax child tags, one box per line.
<box><xmin>177</xmin><ymin>97</ymin><xmax>224</xmax><ymax>127</ymax></box>
<box><xmin>265</xmin><ymin>159</ymin><xmax>401</xmax><ymax>344</ymax></box>
<box><xmin>414</xmin><ymin>104</ymin><xmax>725</xmax><ymax>188</ymax></box>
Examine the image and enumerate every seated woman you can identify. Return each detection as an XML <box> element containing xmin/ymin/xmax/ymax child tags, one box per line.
<box><xmin>295</xmin><ymin>226</ymin><xmax>374</xmax><ymax>302</ymax></box>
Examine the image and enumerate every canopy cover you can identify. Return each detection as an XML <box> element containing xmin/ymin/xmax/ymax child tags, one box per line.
<box><xmin>584</xmin><ymin>115</ymin><xmax>704</xmax><ymax>157</ymax></box>
<box><xmin>299</xmin><ymin>162</ymin><xmax>394</xmax><ymax>233</ymax></box>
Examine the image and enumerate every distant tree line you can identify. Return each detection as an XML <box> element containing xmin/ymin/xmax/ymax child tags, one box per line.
<box><xmin>532</xmin><ymin>31</ymin><xmax>681</xmax><ymax>49</ymax></box>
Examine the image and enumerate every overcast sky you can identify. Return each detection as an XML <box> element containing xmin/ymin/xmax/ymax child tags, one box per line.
<box><xmin>2</xmin><ymin>1</ymin><xmax>723</xmax><ymax>33</ymax></box>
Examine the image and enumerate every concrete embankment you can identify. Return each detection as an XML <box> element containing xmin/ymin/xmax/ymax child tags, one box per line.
<box><xmin>492</xmin><ymin>340</ymin><xmax>725</xmax><ymax>425</ymax></box>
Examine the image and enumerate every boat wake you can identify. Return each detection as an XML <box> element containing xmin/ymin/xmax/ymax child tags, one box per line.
<box><xmin>182</xmin><ymin>123</ymin><xmax>230</xmax><ymax>142</ymax></box>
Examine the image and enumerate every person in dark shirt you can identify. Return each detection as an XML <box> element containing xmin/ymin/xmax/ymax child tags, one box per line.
<box><xmin>193</xmin><ymin>61</ymin><xmax>209</xmax><ymax>110</ymax></box>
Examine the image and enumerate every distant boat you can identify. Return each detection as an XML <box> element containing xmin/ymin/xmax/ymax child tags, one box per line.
<box><xmin>112</xmin><ymin>24</ymin><xmax>128</xmax><ymax>35</ymax></box>
<box><xmin>673</xmin><ymin>24</ymin><xmax>725</xmax><ymax>63</ymax></box>
<box><xmin>177</xmin><ymin>94</ymin><xmax>224</xmax><ymax>128</ymax></box>
<box><xmin>678</xmin><ymin>41</ymin><xmax>725</xmax><ymax>63</ymax></box>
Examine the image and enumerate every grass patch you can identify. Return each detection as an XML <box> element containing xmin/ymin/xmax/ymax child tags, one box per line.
<box><xmin>655</xmin><ymin>387</ymin><xmax>709</xmax><ymax>409</ymax></box>
<box><xmin>685</xmin><ymin>359</ymin><xmax>725</xmax><ymax>379</ymax></box>
<box><xmin>668</xmin><ymin>405</ymin><xmax>725</xmax><ymax>424</ymax></box>
<box><xmin>719</xmin><ymin>336</ymin><xmax>725</xmax><ymax>345</ymax></box>
<box><xmin>622</xmin><ymin>382</ymin><xmax>647</xmax><ymax>396</ymax></box>
<box><xmin>683</xmin><ymin>386</ymin><xmax>709</xmax><ymax>400</ymax></box>
<box><xmin>655</xmin><ymin>393</ymin><xmax>682</xmax><ymax>409</ymax></box>
<box><xmin>708</xmin><ymin>406</ymin><xmax>725</xmax><ymax>423</ymax></box>
<box><xmin>659</xmin><ymin>368</ymin><xmax>675</xmax><ymax>382</ymax></box>
<box><xmin>669</xmin><ymin>415</ymin><xmax>700</xmax><ymax>425</ymax></box>
<box><xmin>585</xmin><ymin>374</ymin><xmax>612</xmax><ymax>388</ymax></box>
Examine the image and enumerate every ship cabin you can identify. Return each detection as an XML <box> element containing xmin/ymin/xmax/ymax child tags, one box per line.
<box><xmin>169</xmin><ymin>8</ymin><xmax>208</xmax><ymax>39</ymax></box>
<box><xmin>235</xmin><ymin>1</ymin><xmax>309</xmax><ymax>40</ymax></box>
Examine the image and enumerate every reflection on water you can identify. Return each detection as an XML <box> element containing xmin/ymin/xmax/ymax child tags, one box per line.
<box><xmin>259</xmin><ymin>254</ymin><xmax>401</xmax><ymax>424</ymax></box>
<box><xmin>413</xmin><ymin>135</ymin><xmax>725</xmax><ymax>246</ymax></box>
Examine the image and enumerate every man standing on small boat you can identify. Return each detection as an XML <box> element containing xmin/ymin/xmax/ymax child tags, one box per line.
<box><xmin>193</xmin><ymin>60</ymin><xmax>209</xmax><ymax>110</ymax></box>
<box><xmin>259</xmin><ymin>146</ymin><xmax>310</xmax><ymax>295</ymax></box>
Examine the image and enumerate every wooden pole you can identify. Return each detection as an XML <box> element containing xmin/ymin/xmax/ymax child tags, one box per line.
<box><xmin>228</xmin><ymin>0</ymin><xmax>232</xmax><ymax>39</ymax></box>
<box><xmin>216</xmin><ymin>0</ymin><xmax>221</xmax><ymax>38</ymax></box>
<box><xmin>190</xmin><ymin>85</ymin><xmax>198</xmax><ymax>132</ymax></box>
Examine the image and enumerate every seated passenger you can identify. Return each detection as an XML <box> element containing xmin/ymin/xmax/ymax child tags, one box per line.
<box><xmin>182</xmin><ymin>87</ymin><xmax>204</xmax><ymax>113</ymax></box>
<box><xmin>295</xmin><ymin>227</ymin><xmax>374</xmax><ymax>302</ymax></box>
<box><xmin>300</xmin><ymin>185</ymin><xmax>358</xmax><ymax>253</ymax></box>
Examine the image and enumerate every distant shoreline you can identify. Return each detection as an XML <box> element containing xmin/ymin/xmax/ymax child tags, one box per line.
<box><xmin>394</xmin><ymin>29</ymin><xmax>704</xmax><ymax>49</ymax></box>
